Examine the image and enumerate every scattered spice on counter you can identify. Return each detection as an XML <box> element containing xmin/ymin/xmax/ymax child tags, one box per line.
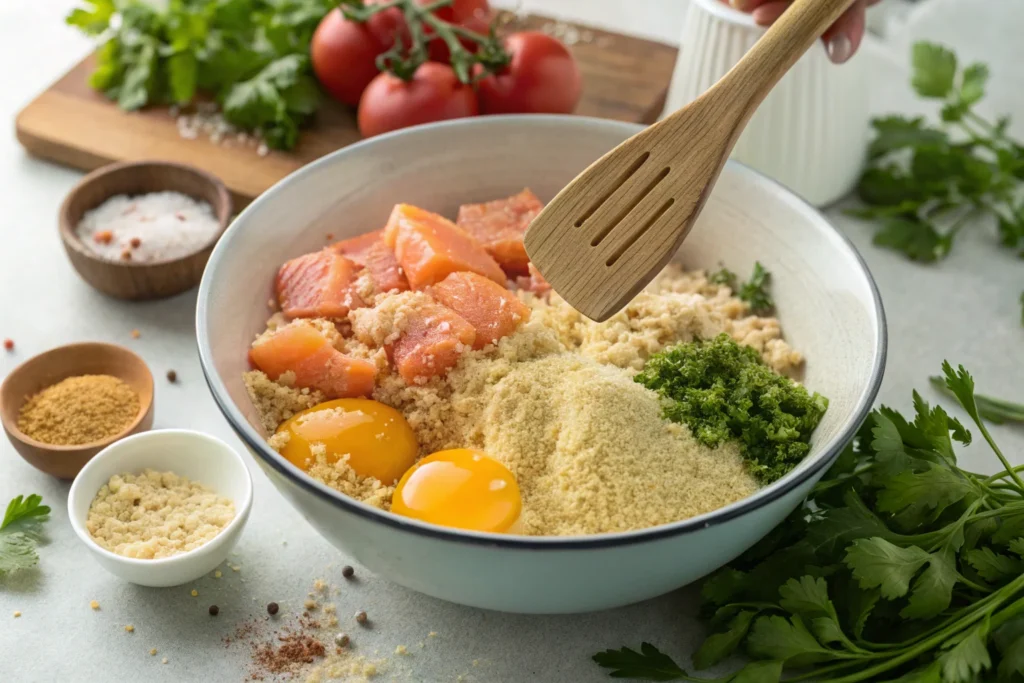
<box><xmin>75</xmin><ymin>191</ymin><xmax>221</xmax><ymax>263</ymax></box>
<box><xmin>86</xmin><ymin>469</ymin><xmax>235</xmax><ymax>559</ymax></box>
<box><xmin>395</xmin><ymin>645</ymin><xmax>407</xmax><ymax>655</ymax></box>
<box><xmin>131</xmin><ymin>329</ymin><xmax>141</xmax><ymax>339</ymax></box>
<box><xmin>354</xmin><ymin>611</ymin><xmax>368</xmax><ymax>625</ymax></box>
<box><xmin>341</xmin><ymin>566</ymin><xmax>354</xmax><ymax>579</ymax></box>
<box><xmin>125</xmin><ymin>624</ymin><xmax>135</xmax><ymax>632</ymax></box>
<box><xmin>191</xmin><ymin>589</ymin><xmax>199</xmax><ymax>597</ymax></box>
<box><xmin>121</xmin><ymin>250</ymin><xmax>132</xmax><ymax>261</ymax></box>
<box><xmin>3</xmin><ymin>339</ymin><xmax>13</xmax><ymax>351</ymax></box>
<box><xmin>304</xmin><ymin>599</ymin><xmax>317</xmax><ymax>610</ymax></box>
<box><xmin>90</xmin><ymin>600</ymin><xmax>100</xmax><ymax>610</ymax></box>
<box><xmin>209</xmin><ymin>605</ymin><xmax>220</xmax><ymax>616</ymax></box>
<box><xmin>150</xmin><ymin>648</ymin><xmax>157</xmax><ymax>656</ymax></box>
<box><xmin>267</xmin><ymin>602</ymin><xmax>279</xmax><ymax>616</ymax></box>
<box><xmin>334</xmin><ymin>633</ymin><xmax>349</xmax><ymax>648</ymax></box>
<box><xmin>166</xmin><ymin>370</ymin><xmax>178</xmax><ymax>383</ymax></box>
<box><xmin>214</xmin><ymin>570</ymin><xmax>222</xmax><ymax>578</ymax></box>
<box><xmin>17</xmin><ymin>374</ymin><xmax>139</xmax><ymax>446</ymax></box>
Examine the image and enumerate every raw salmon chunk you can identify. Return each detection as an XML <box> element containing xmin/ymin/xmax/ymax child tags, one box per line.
<box><xmin>456</xmin><ymin>189</ymin><xmax>543</xmax><ymax>277</ymax></box>
<box><xmin>429</xmin><ymin>272</ymin><xmax>531</xmax><ymax>349</ymax></box>
<box><xmin>383</xmin><ymin>204</ymin><xmax>505</xmax><ymax>290</ymax></box>
<box><xmin>391</xmin><ymin>299</ymin><xmax>476</xmax><ymax>382</ymax></box>
<box><xmin>333</xmin><ymin>230</ymin><xmax>409</xmax><ymax>294</ymax></box>
<box><xmin>249</xmin><ymin>322</ymin><xmax>376</xmax><ymax>399</ymax></box>
<box><xmin>276</xmin><ymin>249</ymin><xmax>365</xmax><ymax>319</ymax></box>
<box><xmin>515</xmin><ymin>263</ymin><xmax>551</xmax><ymax>296</ymax></box>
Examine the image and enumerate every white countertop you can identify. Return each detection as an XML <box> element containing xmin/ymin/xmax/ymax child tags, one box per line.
<box><xmin>2</xmin><ymin>2</ymin><xmax>1022</xmax><ymax>682</ymax></box>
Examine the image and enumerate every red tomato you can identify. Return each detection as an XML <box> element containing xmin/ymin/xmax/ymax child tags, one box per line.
<box><xmin>368</xmin><ymin>0</ymin><xmax>492</xmax><ymax>63</ymax></box>
<box><xmin>476</xmin><ymin>32</ymin><xmax>582</xmax><ymax>115</ymax></box>
<box><xmin>312</xmin><ymin>9</ymin><xmax>393</xmax><ymax>107</ymax></box>
<box><xmin>358</xmin><ymin>62</ymin><xmax>479</xmax><ymax>138</ymax></box>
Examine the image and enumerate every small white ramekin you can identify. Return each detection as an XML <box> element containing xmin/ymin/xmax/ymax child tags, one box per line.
<box><xmin>663</xmin><ymin>0</ymin><xmax>871</xmax><ymax>206</ymax></box>
<box><xmin>68</xmin><ymin>429</ymin><xmax>253</xmax><ymax>587</ymax></box>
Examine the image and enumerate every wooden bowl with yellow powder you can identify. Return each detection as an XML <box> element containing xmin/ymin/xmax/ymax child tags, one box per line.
<box><xmin>0</xmin><ymin>342</ymin><xmax>155</xmax><ymax>478</ymax></box>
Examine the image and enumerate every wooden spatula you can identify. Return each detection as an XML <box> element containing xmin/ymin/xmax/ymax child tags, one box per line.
<box><xmin>524</xmin><ymin>0</ymin><xmax>856</xmax><ymax>321</ymax></box>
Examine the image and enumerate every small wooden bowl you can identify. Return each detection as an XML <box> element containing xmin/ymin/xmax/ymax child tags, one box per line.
<box><xmin>0</xmin><ymin>343</ymin><xmax>155</xmax><ymax>479</ymax></box>
<box><xmin>59</xmin><ymin>160</ymin><xmax>233</xmax><ymax>300</ymax></box>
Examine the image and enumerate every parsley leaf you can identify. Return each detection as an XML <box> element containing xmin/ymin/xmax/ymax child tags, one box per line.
<box><xmin>845</xmin><ymin>538</ymin><xmax>931</xmax><ymax>599</ymax></box>
<box><xmin>964</xmin><ymin>547</ymin><xmax>1023</xmax><ymax>582</ymax></box>
<box><xmin>592</xmin><ymin>643</ymin><xmax>690</xmax><ymax>681</ymax></box>
<box><xmin>912</xmin><ymin>42</ymin><xmax>957</xmax><ymax>98</ymax></box>
<box><xmin>940</xmin><ymin>624</ymin><xmax>991</xmax><ymax>683</ymax></box>
<box><xmin>900</xmin><ymin>547</ymin><xmax>956</xmax><ymax>620</ymax></box>
<box><xmin>746</xmin><ymin>615</ymin><xmax>832</xmax><ymax>666</ymax></box>
<box><xmin>709</xmin><ymin>262</ymin><xmax>775</xmax><ymax>315</ymax></box>
<box><xmin>693</xmin><ymin>610</ymin><xmax>756</xmax><ymax>670</ymax></box>
<box><xmin>0</xmin><ymin>494</ymin><xmax>50</xmax><ymax>578</ymax></box>
<box><xmin>928</xmin><ymin>375</ymin><xmax>1024</xmax><ymax>425</ymax></box>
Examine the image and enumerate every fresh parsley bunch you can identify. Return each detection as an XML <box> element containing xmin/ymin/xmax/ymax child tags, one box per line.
<box><xmin>66</xmin><ymin>0</ymin><xmax>332</xmax><ymax>149</ymax></box>
<box><xmin>851</xmin><ymin>42</ymin><xmax>1024</xmax><ymax>263</ymax></box>
<box><xmin>0</xmin><ymin>495</ymin><xmax>50</xmax><ymax>578</ymax></box>
<box><xmin>596</xmin><ymin>362</ymin><xmax>1024</xmax><ymax>683</ymax></box>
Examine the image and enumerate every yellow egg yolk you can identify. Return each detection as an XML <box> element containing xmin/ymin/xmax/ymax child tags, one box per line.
<box><xmin>391</xmin><ymin>449</ymin><xmax>522</xmax><ymax>533</ymax></box>
<box><xmin>276</xmin><ymin>398</ymin><xmax>417</xmax><ymax>484</ymax></box>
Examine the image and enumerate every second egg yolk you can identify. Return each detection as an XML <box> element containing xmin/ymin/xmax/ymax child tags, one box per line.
<box><xmin>391</xmin><ymin>449</ymin><xmax>522</xmax><ymax>533</ymax></box>
<box><xmin>275</xmin><ymin>398</ymin><xmax>417</xmax><ymax>484</ymax></box>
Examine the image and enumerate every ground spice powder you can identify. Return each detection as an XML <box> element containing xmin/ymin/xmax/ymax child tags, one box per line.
<box><xmin>17</xmin><ymin>374</ymin><xmax>139</xmax><ymax>445</ymax></box>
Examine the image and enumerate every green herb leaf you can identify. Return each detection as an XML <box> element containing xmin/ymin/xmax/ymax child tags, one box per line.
<box><xmin>867</xmin><ymin>116</ymin><xmax>948</xmax><ymax>159</ymax></box>
<box><xmin>1009</xmin><ymin>538</ymin><xmax>1024</xmax><ymax>558</ymax></box>
<box><xmin>167</xmin><ymin>51</ymin><xmax>198</xmax><ymax>105</ymax></box>
<box><xmin>940</xmin><ymin>624</ymin><xmax>991</xmax><ymax>683</ymax></box>
<box><xmin>912</xmin><ymin>42</ymin><xmax>957</xmax><ymax>98</ymax></box>
<box><xmin>876</xmin><ymin>465</ymin><xmax>973</xmax><ymax>528</ymax></box>
<box><xmin>0</xmin><ymin>494</ymin><xmax>50</xmax><ymax>578</ymax></box>
<box><xmin>693</xmin><ymin>610</ymin><xmax>756</xmax><ymax>670</ymax></box>
<box><xmin>964</xmin><ymin>547</ymin><xmax>1023</xmax><ymax>582</ymax></box>
<box><xmin>959</xmin><ymin>63</ymin><xmax>989</xmax><ymax>106</ymax></box>
<box><xmin>746</xmin><ymin>615</ymin><xmax>832</xmax><ymax>667</ymax></box>
<box><xmin>737</xmin><ymin>262</ymin><xmax>774</xmax><ymax>316</ymax></box>
<box><xmin>900</xmin><ymin>548</ymin><xmax>957</xmax><ymax>620</ymax></box>
<box><xmin>65</xmin><ymin>0</ymin><xmax>115</xmax><ymax>35</ymax></box>
<box><xmin>872</xmin><ymin>217</ymin><xmax>952</xmax><ymax>262</ymax></box>
<box><xmin>778</xmin><ymin>576</ymin><xmax>833</xmax><ymax>618</ymax></box>
<box><xmin>845</xmin><ymin>538</ymin><xmax>931</xmax><ymax>599</ymax></box>
<box><xmin>592</xmin><ymin>643</ymin><xmax>690</xmax><ymax>681</ymax></box>
<box><xmin>729</xmin><ymin>660</ymin><xmax>783</xmax><ymax>683</ymax></box>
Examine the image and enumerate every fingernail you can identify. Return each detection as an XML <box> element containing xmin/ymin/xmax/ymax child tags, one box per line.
<box><xmin>825</xmin><ymin>34</ymin><xmax>853</xmax><ymax>64</ymax></box>
<box><xmin>729</xmin><ymin>0</ymin><xmax>749</xmax><ymax>10</ymax></box>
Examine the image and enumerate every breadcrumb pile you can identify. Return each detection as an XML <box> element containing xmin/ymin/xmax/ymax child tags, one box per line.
<box><xmin>87</xmin><ymin>469</ymin><xmax>235</xmax><ymax>558</ymax></box>
<box><xmin>245</xmin><ymin>266</ymin><xmax>803</xmax><ymax>536</ymax></box>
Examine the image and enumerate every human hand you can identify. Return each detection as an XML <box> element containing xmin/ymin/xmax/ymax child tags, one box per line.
<box><xmin>719</xmin><ymin>0</ymin><xmax>882</xmax><ymax>64</ymax></box>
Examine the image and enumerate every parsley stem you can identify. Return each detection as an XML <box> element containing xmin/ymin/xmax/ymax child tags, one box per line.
<box><xmin>975</xmin><ymin>418</ymin><xmax>1024</xmax><ymax>489</ymax></box>
<box><xmin>814</xmin><ymin>573</ymin><xmax>1024</xmax><ymax>683</ymax></box>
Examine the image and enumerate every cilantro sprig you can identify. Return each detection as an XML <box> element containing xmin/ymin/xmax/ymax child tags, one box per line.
<box><xmin>850</xmin><ymin>42</ymin><xmax>1024</xmax><ymax>264</ymax></box>
<box><xmin>710</xmin><ymin>262</ymin><xmax>775</xmax><ymax>316</ymax></box>
<box><xmin>66</xmin><ymin>0</ymin><xmax>332</xmax><ymax>150</ymax></box>
<box><xmin>0</xmin><ymin>494</ymin><xmax>51</xmax><ymax>579</ymax></box>
<box><xmin>596</xmin><ymin>362</ymin><xmax>1024</xmax><ymax>683</ymax></box>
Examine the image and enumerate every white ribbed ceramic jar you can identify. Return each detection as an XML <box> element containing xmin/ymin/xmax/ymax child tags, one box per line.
<box><xmin>663</xmin><ymin>0</ymin><xmax>870</xmax><ymax>206</ymax></box>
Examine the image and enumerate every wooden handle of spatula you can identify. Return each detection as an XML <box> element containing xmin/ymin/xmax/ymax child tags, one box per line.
<box><xmin>710</xmin><ymin>0</ymin><xmax>858</xmax><ymax>116</ymax></box>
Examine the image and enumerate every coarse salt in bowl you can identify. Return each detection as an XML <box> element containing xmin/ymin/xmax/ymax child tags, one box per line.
<box><xmin>67</xmin><ymin>429</ymin><xmax>253</xmax><ymax>588</ymax></box>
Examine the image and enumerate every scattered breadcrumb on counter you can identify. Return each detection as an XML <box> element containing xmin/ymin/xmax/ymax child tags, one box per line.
<box><xmin>86</xmin><ymin>469</ymin><xmax>235</xmax><ymax>559</ymax></box>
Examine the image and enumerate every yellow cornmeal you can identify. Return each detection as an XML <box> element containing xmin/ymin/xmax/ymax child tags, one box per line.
<box><xmin>86</xmin><ymin>469</ymin><xmax>235</xmax><ymax>559</ymax></box>
<box><xmin>245</xmin><ymin>266</ymin><xmax>800</xmax><ymax>536</ymax></box>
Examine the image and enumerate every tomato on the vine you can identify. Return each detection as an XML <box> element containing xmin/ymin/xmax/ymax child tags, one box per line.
<box><xmin>311</xmin><ymin>9</ymin><xmax>395</xmax><ymax>107</ymax></box>
<box><xmin>358</xmin><ymin>62</ymin><xmax>479</xmax><ymax>138</ymax></box>
<box><xmin>475</xmin><ymin>31</ymin><xmax>582</xmax><ymax>115</ymax></box>
<box><xmin>369</xmin><ymin>0</ymin><xmax>492</xmax><ymax>63</ymax></box>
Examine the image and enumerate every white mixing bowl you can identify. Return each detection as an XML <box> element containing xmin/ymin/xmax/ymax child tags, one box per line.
<box><xmin>196</xmin><ymin>115</ymin><xmax>885</xmax><ymax>614</ymax></box>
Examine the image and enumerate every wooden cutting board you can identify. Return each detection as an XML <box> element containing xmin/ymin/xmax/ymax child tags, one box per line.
<box><xmin>16</xmin><ymin>13</ymin><xmax>677</xmax><ymax>207</ymax></box>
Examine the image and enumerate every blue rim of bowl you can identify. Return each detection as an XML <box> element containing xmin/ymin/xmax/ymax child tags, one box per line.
<box><xmin>196</xmin><ymin>114</ymin><xmax>887</xmax><ymax>551</ymax></box>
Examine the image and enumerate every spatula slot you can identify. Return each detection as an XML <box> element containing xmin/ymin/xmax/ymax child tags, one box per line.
<box><xmin>605</xmin><ymin>197</ymin><xmax>675</xmax><ymax>267</ymax></box>
<box><xmin>589</xmin><ymin>166</ymin><xmax>671</xmax><ymax>248</ymax></box>
<box><xmin>574</xmin><ymin>152</ymin><xmax>651</xmax><ymax>228</ymax></box>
